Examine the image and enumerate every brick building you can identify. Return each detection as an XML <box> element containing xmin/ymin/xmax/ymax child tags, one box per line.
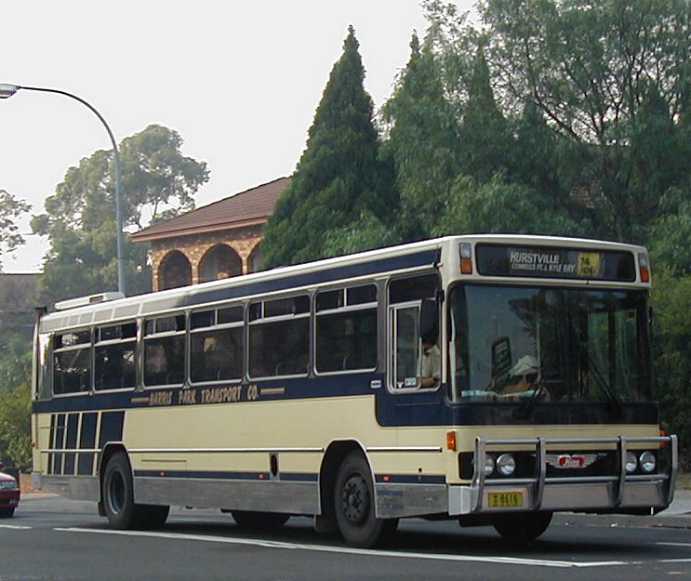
<box><xmin>130</xmin><ymin>177</ymin><xmax>289</xmax><ymax>291</ymax></box>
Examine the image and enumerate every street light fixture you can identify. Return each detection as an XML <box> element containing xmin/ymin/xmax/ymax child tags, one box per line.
<box><xmin>0</xmin><ymin>83</ymin><xmax>127</xmax><ymax>296</ymax></box>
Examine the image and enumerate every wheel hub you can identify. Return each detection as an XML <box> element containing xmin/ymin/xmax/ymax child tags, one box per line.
<box><xmin>341</xmin><ymin>474</ymin><xmax>370</xmax><ymax>524</ymax></box>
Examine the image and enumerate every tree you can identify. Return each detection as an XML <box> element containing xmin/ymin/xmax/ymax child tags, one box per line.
<box><xmin>262</xmin><ymin>26</ymin><xmax>396</xmax><ymax>267</ymax></box>
<box><xmin>434</xmin><ymin>175</ymin><xmax>583</xmax><ymax>237</ymax></box>
<box><xmin>381</xmin><ymin>31</ymin><xmax>461</xmax><ymax>241</ymax></box>
<box><xmin>0</xmin><ymin>190</ymin><xmax>31</xmax><ymax>269</ymax></box>
<box><xmin>0</xmin><ymin>384</ymin><xmax>31</xmax><ymax>471</ymax></box>
<box><xmin>32</xmin><ymin>125</ymin><xmax>209</xmax><ymax>304</ymax></box>
<box><xmin>478</xmin><ymin>0</ymin><xmax>690</xmax><ymax>241</ymax></box>
<box><xmin>457</xmin><ymin>45</ymin><xmax>511</xmax><ymax>182</ymax></box>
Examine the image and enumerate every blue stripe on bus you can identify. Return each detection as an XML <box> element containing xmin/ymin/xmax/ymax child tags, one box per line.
<box><xmin>375</xmin><ymin>474</ymin><xmax>445</xmax><ymax>485</ymax></box>
<box><xmin>134</xmin><ymin>470</ymin><xmax>273</xmax><ymax>481</ymax></box>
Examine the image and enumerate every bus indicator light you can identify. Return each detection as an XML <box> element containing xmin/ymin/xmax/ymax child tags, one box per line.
<box><xmin>638</xmin><ymin>252</ymin><xmax>650</xmax><ymax>283</ymax></box>
<box><xmin>446</xmin><ymin>431</ymin><xmax>457</xmax><ymax>451</ymax></box>
<box><xmin>459</xmin><ymin>243</ymin><xmax>473</xmax><ymax>274</ymax></box>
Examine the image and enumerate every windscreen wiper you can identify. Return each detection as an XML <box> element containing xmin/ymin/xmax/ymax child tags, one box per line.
<box><xmin>585</xmin><ymin>351</ymin><xmax>623</xmax><ymax>415</ymax></box>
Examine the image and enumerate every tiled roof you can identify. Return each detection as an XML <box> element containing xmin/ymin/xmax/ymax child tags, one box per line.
<box><xmin>130</xmin><ymin>176</ymin><xmax>290</xmax><ymax>242</ymax></box>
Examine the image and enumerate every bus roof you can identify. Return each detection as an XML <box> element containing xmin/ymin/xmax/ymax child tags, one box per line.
<box><xmin>39</xmin><ymin>234</ymin><xmax>647</xmax><ymax>332</ymax></box>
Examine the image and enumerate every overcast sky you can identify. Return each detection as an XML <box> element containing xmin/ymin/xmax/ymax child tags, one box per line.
<box><xmin>1</xmin><ymin>0</ymin><xmax>472</xmax><ymax>273</ymax></box>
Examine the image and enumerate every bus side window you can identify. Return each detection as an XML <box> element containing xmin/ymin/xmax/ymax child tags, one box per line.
<box><xmin>190</xmin><ymin>306</ymin><xmax>244</xmax><ymax>383</ymax></box>
<box><xmin>143</xmin><ymin>314</ymin><xmax>186</xmax><ymax>387</ymax></box>
<box><xmin>249</xmin><ymin>295</ymin><xmax>310</xmax><ymax>378</ymax></box>
<box><xmin>388</xmin><ymin>274</ymin><xmax>440</xmax><ymax>391</ymax></box>
<box><xmin>94</xmin><ymin>322</ymin><xmax>137</xmax><ymax>391</ymax></box>
<box><xmin>315</xmin><ymin>285</ymin><xmax>377</xmax><ymax>373</ymax></box>
<box><xmin>53</xmin><ymin>330</ymin><xmax>92</xmax><ymax>396</ymax></box>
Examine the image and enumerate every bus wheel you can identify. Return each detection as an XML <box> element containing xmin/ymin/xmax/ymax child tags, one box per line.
<box><xmin>102</xmin><ymin>452</ymin><xmax>139</xmax><ymax>529</ymax></box>
<box><xmin>334</xmin><ymin>451</ymin><xmax>398</xmax><ymax>548</ymax></box>
<box><xmin>231</xmin><ymin>511</ymin><xmax>290</xmax><ymax>529</ymax></box>
<box><xmin>0</xmin><ymin>508</ymin><xmax>15</xmax><ymax>518</ymax></box>
<box><xmin>493</xmin><ymin>511</ymin><xmax>552</xmax><ymax>543</ymax></box>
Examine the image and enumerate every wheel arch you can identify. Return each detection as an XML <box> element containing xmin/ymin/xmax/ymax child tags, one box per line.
<box><xmin>318</xmin><ymin>439</ymin><xmax>378</xmax><ymax>518</ymax></box>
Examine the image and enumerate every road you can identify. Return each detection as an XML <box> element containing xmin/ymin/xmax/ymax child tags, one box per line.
<box><xmin>1</xmin><ymin>496</ymin><xmax>690</xmax><ymax>580</ymax></box>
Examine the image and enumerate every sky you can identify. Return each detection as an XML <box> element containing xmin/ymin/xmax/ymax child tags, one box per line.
<box><xmin>0</xmin><ymin>0</ymin><xmax>473</xmax><ymax>273</ymax></box>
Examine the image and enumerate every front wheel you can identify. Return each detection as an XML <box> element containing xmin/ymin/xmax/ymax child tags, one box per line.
<box><xmin>493</xmin><ymin>511</ymin><xmax>553</xmax><ymax>543</ymax></box>
<box><xmin>231</xmin><ymin>511</ymin><xmax>290</xmax><ymax>530</ymax></box>
<box><xmin>334</xmin><ymin>451</ymin><xmax>398</xmax><ymax>548</ymax></box>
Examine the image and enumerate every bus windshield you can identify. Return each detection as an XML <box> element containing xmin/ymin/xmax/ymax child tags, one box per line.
<box><xmin>449</xmin><ymin>285</ymin><xmax>652</xmax><ymax>403</ymax></box>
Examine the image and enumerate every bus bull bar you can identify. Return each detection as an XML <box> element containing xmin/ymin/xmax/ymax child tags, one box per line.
<box><xmin>448</xmin><ymin>435</ymin><xmax>678</xmax><ymax>516</ymax></box>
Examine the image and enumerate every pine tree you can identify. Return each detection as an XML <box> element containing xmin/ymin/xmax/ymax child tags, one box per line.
<box><xmin>458</xmin><ymin>46</ymin><xmax>510</xmax><ymax>182</ymax></box>
<box><xmin>381</xmin><ymin>31</ymin><xmax>461</xmax><ymax>241</ymax></box>
<box><xmin>262</xmin><ymin>26</ymin><xmax>394</xmax><ymax>267</ymax></box>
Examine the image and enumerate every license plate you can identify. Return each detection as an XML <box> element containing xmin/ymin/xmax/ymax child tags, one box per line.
<box><xmin>487</xmin><ymin>491</ymin><xmax>524</xmax><ymax>509</ymax></box>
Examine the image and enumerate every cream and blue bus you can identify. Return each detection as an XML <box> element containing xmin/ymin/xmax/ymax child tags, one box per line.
<box><xmin>31</xmin><ymin>235</ymin><xmax>678</xmax><ymax>547</ymax></box>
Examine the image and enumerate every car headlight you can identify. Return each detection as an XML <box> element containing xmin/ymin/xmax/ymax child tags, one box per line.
<box><xmin>483</xmin><ymin>454</ymin><xmax>495</xmax><ymax>476</ymax></box>
<box><xmin>0</xmin><ymin>480</ymin><xmax>17</xmax><ymax>490</ymax></box>
<box><xmin>625</xmin><ymin>451</ymin><xmax>638</xmax><ymax>474</ymax></box>
<box><xmin>496</xmin><ymin>453</ymin><xmax>516</xmax><ymax>477</ymax></box>
<box><xmin>639</xmin><ymin>451</ymin><xmax>656</xmax><ymax>473</ymax></box>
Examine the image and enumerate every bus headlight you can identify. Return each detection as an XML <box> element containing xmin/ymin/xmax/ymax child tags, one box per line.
<box><xmin>496</xmin><ymin>453</ymin><xmax>516</xmax><ymax>477</ymax></box>
<box><xmin>625</xmin><ymin>452</ymin><xmax>638</xmax><ymax>474</ymax></box>
<box><xmin>483</xmin><ymin>454</ymin><xmax>495</xmax><ymax>476</ymax></box>
<box><xmin>639</xmin><ymin>451</ymin><xmax>656</xmax><ymax>473</ymax></box>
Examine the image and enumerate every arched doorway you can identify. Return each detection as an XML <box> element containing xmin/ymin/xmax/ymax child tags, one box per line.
<box><xmin>248</xmin><ymin>244</ymin><xmax>263</xmax><ymax>273</ymax></box>
<box><xmin>158</xmin><ymin>251</ymin><xmax>192</xmax><ymax>290</ymax></box>
<box><xmin>198</xmin><ymin>244</ymin><xmax>243</xmax><ymax>283</ymax></box>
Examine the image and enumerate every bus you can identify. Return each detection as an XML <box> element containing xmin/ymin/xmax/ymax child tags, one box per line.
<box><xmin>30</xmin><ymin>235</ymin><xmax>678</xmax><ymax>547</ymax></box>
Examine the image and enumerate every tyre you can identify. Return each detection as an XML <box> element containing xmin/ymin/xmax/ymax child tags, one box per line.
<box><xmin>493</xmin><ymin>511</ymin><xmax>552</xmax><ymax>543</ymax></box>
<box><xmin>333</xmin><ymin>451</ymin><xmax>398</xmax><ymax>548</ymax></box>
<box><xmin>231</xmin><ymin>511</ymin><xmax>290</xmax><ymax>530</ymax></box>
<box><xmin>102</xmin><ymin>452</ymin><xmax>169</xmax><ymax>530</ymax></box>
<box><xmin>0</xmin><ymin>508</ymin><xmax>15</xmax><ymax>518</ymax></box>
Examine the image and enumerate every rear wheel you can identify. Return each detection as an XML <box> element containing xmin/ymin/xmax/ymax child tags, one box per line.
<box><xmin>334</xmin><ymin>451</ymin><xmax>398</xmax><ymax>548</ymax></box>
<box><xmin>231</xmin><ymin>511</ymin><xmax>290</xmax><ymax>530</ymax></box>
<box><xmin>493</xmin><ymin>511</ymin><xmax>552</xmax><ymax>543</ymax></box>
<box><xmin>103</xmin><ymin>452</ymin><xmax>168</xmax><ymax>530</ymax></box>
<box><xmin>0</xmin><ymin>508</ymin><xmax>15</xmax><ymax>518</ymax></box>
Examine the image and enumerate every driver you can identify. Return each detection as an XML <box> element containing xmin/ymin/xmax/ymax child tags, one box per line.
<box><xmin>420</xmin><ymin>334</ymin><xmax>441</xmax><ymax>388</ymax></box>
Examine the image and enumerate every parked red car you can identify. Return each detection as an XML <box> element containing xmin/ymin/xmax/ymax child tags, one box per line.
<box><xmin>0</xmin><ymin>465</ymin><xmax>20</xmax><ymax>518</ymax></box>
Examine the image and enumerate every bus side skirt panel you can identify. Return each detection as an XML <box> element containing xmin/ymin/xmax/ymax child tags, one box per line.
<box><xmin>133</xmin><ymin>477</ymin><xmax>320</xmax><ymax>515</ymax></box>
<box><xmin>41</xmin><ymin>475</ymin><xmax>100</xmax><ymax>502</ymax></box>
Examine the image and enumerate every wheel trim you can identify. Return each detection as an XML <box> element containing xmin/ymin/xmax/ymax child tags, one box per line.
<box><xmin>341</xmin><ymin>473</ymin><xmax>370</xmax><ymax>524</ymax></box>
<box><xmin>107</xmin><ymin>471</ymin><xmax>126</xmax><ymax>515</ymax></box>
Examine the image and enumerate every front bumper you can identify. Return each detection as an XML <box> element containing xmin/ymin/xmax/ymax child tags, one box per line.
<box><xmin>449</xmin><ymin>435</ymin><xmax>678</xmax><ymax>516</ymax></box>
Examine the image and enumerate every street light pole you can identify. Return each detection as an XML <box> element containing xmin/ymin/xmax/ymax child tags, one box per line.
<box><xmin>0</xmin><ymin>83</ymin><xmax>127</xmax><ymax>296</ymax></box>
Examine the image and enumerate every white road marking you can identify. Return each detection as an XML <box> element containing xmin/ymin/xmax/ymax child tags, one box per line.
<box><xmin>657</xmin><ymin>543</ymin><xmax>691</xmax><ymax>548</ymax></box>
<box><xmin>0</xmin><ymin>524</ymin><xmax>32</xmax><ymax>530</ymax></box>
<box><xmin>54</xmin><ymin>527</ymin><xmax>629</xmax><ymax>568</ymax></box>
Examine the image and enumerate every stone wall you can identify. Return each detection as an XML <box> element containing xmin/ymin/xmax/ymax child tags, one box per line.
<box><xmin>148</xmin><ymin>224</ymin><xmax>264</xmax><ymax>291</ymax></box>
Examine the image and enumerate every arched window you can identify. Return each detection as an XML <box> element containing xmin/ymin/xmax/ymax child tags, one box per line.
<box><xmin>158</xmin><ymin>251</ymin><xmax>192</xmax><ymax>291</ymax></box>
<box><xmin>248</xmin><ymin>244</ymin><xmax>263</xmax><ymax>273</ymax></box>
<box><xmin>199</xmin><ymin>244</ymin><xmax>242</xmax><ymax>283</ymax></box>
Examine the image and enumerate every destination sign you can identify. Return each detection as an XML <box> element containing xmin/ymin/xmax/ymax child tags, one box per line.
<box><xmin>475</xmin><ymin>244</ymin><xmax>636</xmax><ymax>281</ymax></box>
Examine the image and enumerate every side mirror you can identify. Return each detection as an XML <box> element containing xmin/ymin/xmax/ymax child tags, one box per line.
<box><xmin>420</xmin><ymin>299</ymin><xmax>439</xmax><ymax>344</ymax></box>
<box><xmin>491</xmin><ymin>337</ymin><xmax>512</xmax><ymax>380</ymax></box>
